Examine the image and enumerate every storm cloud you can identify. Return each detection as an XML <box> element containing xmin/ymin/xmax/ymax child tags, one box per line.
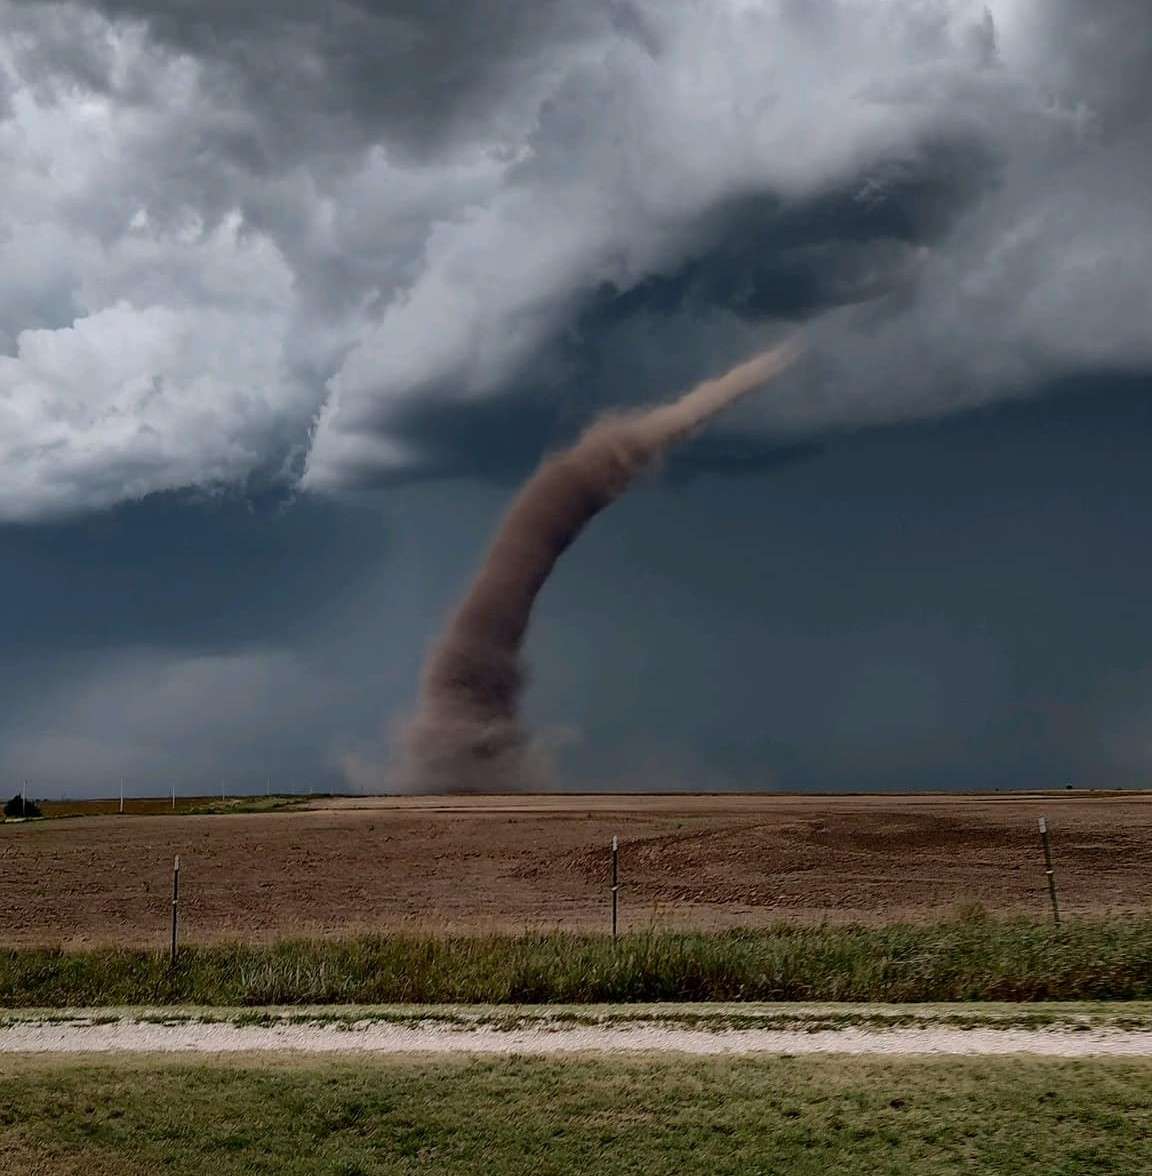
<box><xmin>1</xmin><ymin>2</ymin><xmax>1151</xmax><ymax>795</ymax></box>
<box><xmin>0</xmin><ymin>0</ymin><xmax>1147</xmax><ymax>519</ymax></box>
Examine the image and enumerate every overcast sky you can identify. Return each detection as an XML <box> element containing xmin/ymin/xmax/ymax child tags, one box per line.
<box><xmin>1</xmin><ymin>0</ymin><xmax>1150</xmax><ymax>795</ymax></box>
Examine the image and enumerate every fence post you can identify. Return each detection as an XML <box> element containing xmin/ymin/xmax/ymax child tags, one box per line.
<box><xmin>611</xmin><ymin>834</ymin><xmax>619</xmax><ymax>940</ymax></box>
<box><xmin>1038</xmin><ymin>816</ymin><xmax>1060</xmax><ymax>925</ymax></box>
<box><xmin>170</xmin><ymin>855</ymin><xmax>181</xmax><ymax>965</ymax></box>
<box><xmin>120</xmin><ymin>778</ymin><xmax>124</xmax><ymax>815</ymax></box>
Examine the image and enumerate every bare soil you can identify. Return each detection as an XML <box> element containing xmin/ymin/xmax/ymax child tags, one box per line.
<box><xmin>2</xmin><ymin>792</ymin><xmax>1151</xmax><ymax>947</ymax></box>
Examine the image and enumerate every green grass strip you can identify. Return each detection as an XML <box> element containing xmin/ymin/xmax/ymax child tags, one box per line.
<box><xmin>3</xmin><ymin>1054</ymin><xmax>1152</xmax><ymax>1174</ymax></box>
<box><xmin>6</xmin><ymin>917</ymin><xmax>1152</xmax><ymax>1007</ymax></box>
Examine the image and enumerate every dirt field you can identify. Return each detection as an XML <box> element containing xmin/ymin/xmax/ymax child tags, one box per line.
<box><xmin>31</xmin><ymin>796</ymin><xmax>302</xmax><ymax>819</ymax></box>
<box><xmin>2</xmin><ymin>793</ymin><xmax>1151</xmax><ymax>947</ymax></box>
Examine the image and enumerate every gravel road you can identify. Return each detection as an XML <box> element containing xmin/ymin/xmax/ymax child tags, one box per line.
<box><xmin>5</xmin><ymin>1019</ymin><xmax>1152</xmax><ymax>1056</ymax></box>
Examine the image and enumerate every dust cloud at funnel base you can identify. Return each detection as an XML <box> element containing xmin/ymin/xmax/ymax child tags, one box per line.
<box><xmin>396</xmin><ymin>341</ymin><xmax>802</xmax><ymax>794</ymax></box>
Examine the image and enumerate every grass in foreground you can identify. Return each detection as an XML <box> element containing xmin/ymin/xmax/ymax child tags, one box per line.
<box><xmin>5</xmin><ymin>917</ymin><xmax>1152</xmax><ymax>1007</ymax></box>
<box><xmin>2</xmin><ymin>1054</ymin><xmax>1151</xmax><ymax>1175</ymax></box>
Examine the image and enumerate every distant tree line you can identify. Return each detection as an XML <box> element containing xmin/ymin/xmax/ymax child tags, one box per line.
<box><xmin>3</xmin><ymin>794</ymin><xmax>41</xmax><ymax>819</ymax></box>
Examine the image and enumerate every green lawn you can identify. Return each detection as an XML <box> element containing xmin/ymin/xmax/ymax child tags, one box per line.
<box><xmin>2</xmin><ymin>1054</ymin><xmax>1151</xmax><ymax>1175</ymax></box>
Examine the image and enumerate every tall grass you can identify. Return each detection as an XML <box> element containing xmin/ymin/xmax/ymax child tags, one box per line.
<box><xmin>4</xmin><ymin>918</ymin><xmax>1152</xmax><ymax>1007</ymax></box>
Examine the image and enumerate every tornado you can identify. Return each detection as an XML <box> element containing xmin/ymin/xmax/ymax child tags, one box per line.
<box><xmin>399</xmin><ymin>339</ymin><xmax>802</xmax><ymax>793</ymax></box>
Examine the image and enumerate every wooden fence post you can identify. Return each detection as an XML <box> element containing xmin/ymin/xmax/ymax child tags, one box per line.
<box><xmin>170</xmin><ymin>855</ymin><xmax>181</xmax><ymax>965</ymax></box>
<box><xmin>1038</xmin><ymin>816</ymin><xmax>1060</xmax><ymax>925</ymax></box>
<box><xmin>611</xmin><ymin>835</ymin><xmax>619</xmax><ymax>940</ymax></box>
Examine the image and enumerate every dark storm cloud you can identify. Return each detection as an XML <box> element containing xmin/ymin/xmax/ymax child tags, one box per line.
<box><xmin>358</xmin><ymin>378</ymin><xmax>823</xmax><ymax>489</ymax></box>
<box><xmin>0</xmin><ymin>488</ymin><xmax>403</xmax><ymax>791</ymax></box>
<box><xmin>4</xmin><ymin>375</ymin><xmax>1152</xmax><ymax>795</ymax></box>
<box><xmin>10</xmin><ymin>0</ymin><xmax>630</xmax><ymax>159</ymax></box>
<box><xmin>4</xmin><ymin>0</ymin><xmax>1152</xmax><ymax>516</ymax></box>
<box><xmin>1021</xmin><ymin>0</ymin><xmax>1152</xmax><ymax>129</ymax></box>
<box><xmin>529</xmin><ymin>372</ymin><xmax>1152</xmax><ymax>792</ymax></box>
<box><xmin>314</xmin><ymin>134</ymin><xmax>993</xmax><ymax>488</ymax></box>
<box><xmin>3</xmin><ymin>0</ymin><xmax>1152</xmax><ymax>797</ymax></box>
<box><xmin>0</xmin><ymin>491</ymin><xmax>388</xmax><ymax>656</ymax></box>
<box><xmin>604</xmin><ymin>137</ymin><xmax>994</xmax><ymax>317</ymax></box>
<box><xmin>302</xmin><ymin>1</ymin><xmax>1152</xmax><ymax>490</ymax></box>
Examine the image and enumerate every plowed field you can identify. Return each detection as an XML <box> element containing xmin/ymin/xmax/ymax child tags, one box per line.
<box><xmin>2</xmin><ymin>793</ymin><xmax>1149</xmax><ymax>946</ymax></box>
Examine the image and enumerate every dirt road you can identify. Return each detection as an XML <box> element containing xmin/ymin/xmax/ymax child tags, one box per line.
<box><xmin>2</xmin><ymin>792</ymin><xmax>1150</xmax><ymax>946</ymax></box>
<box><xmin>4</xmin><ymin>1016</ymin><xmax>1152</xmax><ymax>1057</ymax></box>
